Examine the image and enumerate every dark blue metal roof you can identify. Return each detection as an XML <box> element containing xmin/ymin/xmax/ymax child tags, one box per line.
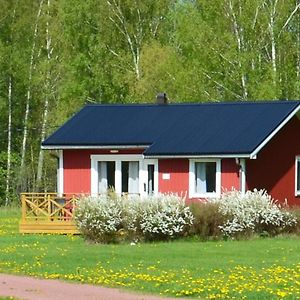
<box><xmin>42</xmin><ymin>101</ymin><xmax>300</xmax><ymax>156</ymax></box>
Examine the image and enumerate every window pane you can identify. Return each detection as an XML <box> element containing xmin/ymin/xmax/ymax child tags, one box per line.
<box><xmin>98</xmin><ymin>161</ymin><xmax>107</xmax><ymax>193</ymax></box>
<box><xmin>98</xmin><ymin>161</ymin><xmax>115</xmax><ymax>193</ymax></box>
<box><xmin>122</xmin><ymin>161</ymin><xmax>139</xmax><ymax>194</ymax></box>
<box><xmin>107</xmin><ymin>161</ymin><xmax>115</xmax><ymax>191</ymax></box>
<box><xmin>206</xmin><ymin>162</ymin><xmax>216</xmax><ymax>192</ymax></box>
<box><xmin>148</xmin><ymin>164</ymin><xmax>155</xmax><ymax>195</ymax></box>
<box><xmin>297</xmin><ymin>160</ymin><xmax>300</xmax><ymax>192</ymax></box>
<box><xmin>195</xmin><ymin>162</ymin><xmax>216</xmax><ymax>194</ymax></box>
<box><xmin>122</xmin><ymin>162</ymin><xmax>129</xmax><ymax>193</ymax></box>
<box><xmin>195</xmin><ymin>162</ymin><xmax>206</xmax><ymax>193</ymax></box>
<box><xmin>128</xmin><ymin>161</ymin><xmax>139</xmax><ymax>194</ymax></box>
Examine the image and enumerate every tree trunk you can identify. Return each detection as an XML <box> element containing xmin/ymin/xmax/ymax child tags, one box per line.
<box><xmin>36</xmin><ymin>0</ymin><xmax>52</xmax><ymax>188</ymax></box>
<box><xmin>295</xmin><ymin>2</ymin><xmax>300</xmax><ymax>94</ymax></box>
<box><xmin>228</xmin><ymin>0</ymin><xmax>248</xmax><ymax>100</ymax></box>
<box><xmin>20</xmin><ymin>0</ymin><xmax>44</xmax><ymax>185</ymax></box>
<box><xmin>5</xmin><ymin>1</ymin><xmax>18</xmax><ymax>205</ymax></box>
<box><xmin>269</xmin><ymin>0</ymin><xmax>278</xmax><ymax>95</ymax></box>
<box><xmin>107</xmin><ymin>0</ymin><xmax>143</xmax><ymax>80</ymax></box>
<box><xmin>5</xmin><ymin>77</ymin><xmax>12</xmax><ymax>206</ymax></box>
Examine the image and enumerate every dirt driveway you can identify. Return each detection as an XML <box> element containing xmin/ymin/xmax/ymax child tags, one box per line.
<box><xmin>0</xmin><ymin>273</ymin><xmax>186</xmax><ymax>300</ymax></box>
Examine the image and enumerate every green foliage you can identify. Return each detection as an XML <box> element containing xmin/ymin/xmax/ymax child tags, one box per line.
<box><xmin>1</xmin><ymin>0</ymin><xmax>300</xmax><ymax>203</ymax></box>
<box><xmin>0</xmin><ymin>152</ymin><xmax>20</xmax><ymax>206</ymax></box>
<box><xmin>75</xmin><ymin>194</ymin><xmax>194</xmax><ymax>243</ymax></box>
<box><xmin>208</xmin><ymin>190</ymin><xmax>298</xmax><ymax>238</ymax></box>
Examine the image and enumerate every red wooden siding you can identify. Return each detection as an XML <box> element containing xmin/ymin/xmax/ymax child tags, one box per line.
<box><xmin>63</xmin><ymin>150</ymin><xmax>91</xmax><ymax>194</ymax></box>
<box><xmin>158</xmin><ymin>159</ymin><xmax>189</xmax><ymax>198</ymax></box>
<box><xmin>221</xmin><ymin>159</ymin><xmax>240</xmax><ymax>192</ymax></box>
<box><xmin>158</xmin><ymin>158</ymin><xmax>240</xmax><ymax>200</ymax></box>
<box><xmin>63</xmin><ymin>149</ymin><xmax>144</xmax><ymax>194</ymax></box>
<box><xmin>247</xmin><ymin>116</ymin><xmax>300</xmax><ymax>206</ymax></box>
<box><xmin>64</xmin><ymin>152</ymin><xmax>243</xmax><ymax>199</ymax></box>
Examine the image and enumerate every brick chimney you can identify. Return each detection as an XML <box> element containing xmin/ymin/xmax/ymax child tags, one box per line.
<box><xmin>156</xmin><ymin>93</ymin><xmax>168</xmax><ymax>105</ymax></box>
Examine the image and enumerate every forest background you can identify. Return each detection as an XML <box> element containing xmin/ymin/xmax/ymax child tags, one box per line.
<box><xmin>1</xmin><ymin>0</ymin><xmax>300</xmax><ymax>205</ymax></box>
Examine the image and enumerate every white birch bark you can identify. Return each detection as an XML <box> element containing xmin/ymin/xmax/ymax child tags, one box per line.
<box><xmin>36</xmin><ymin>0</ymin><xmax>52</xmax><ymax>186</ymax></box>
<box><xmin>107</xmin><ymin>0</ymin><xmax>144</xmax><ymax>80</ymax></box>
<box><xmin>5</xmin><ymin>2</ymin><xmax>18</xmax><ymax>205</ymax></box>
<box><xmin>269</xmin><ymin>0</ymin><xmax>279</xmax><ymax>92</ymax></box>
<box><xmin>297</xmin><ymin>19</ymin><xmax>300</xmax><ymax>85</ymax></box>
<box><xmin>20</xmin><ymin>0</ymin><xmax>44</xmax><ymax>176</ymax></box>
<box><xmin>5</xmin><ymin>77</ymin><xmax>12</xmax><ymax>206</ymax></box>
<box><xmin>228</xmin><ymin>0</ymin><xmax>248</xmax><ymax>99</ymax></box>
<box><xmin>287</xmin><ymin>2</ymin><xmax>300</xmax><ymax>86</ymax></box>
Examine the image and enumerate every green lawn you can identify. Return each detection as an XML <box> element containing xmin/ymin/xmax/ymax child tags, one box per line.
<box><xmin>0</xmin><ymin>207</ymin><xmax>300</xmax><ymax>299</ymax></box>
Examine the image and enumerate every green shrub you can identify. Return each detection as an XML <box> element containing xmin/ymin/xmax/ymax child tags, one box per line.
<box><xmin>189</xmin><ymin>202</ymin><xmax>226</xmax><ymax>240</ymax></box>
<box><xmin>208</xmin><ymin>190</ymin><xmax>297</xmax><ymax>238</ymax></box>
<box><xmin>286</xmin><ymin>207</ymin><xmax>300</xmax><ymax>235</ymax></box>
<box><xmin>75</xmin><ymin>194</ymin><xmax>194</xmax><ymax>243</ymax></box>
<box><xmin>139</xmin><ymin>195</ymin><xmax>194</xmax><ymax>241</ymax></box>
<box><xmin>74</xmin><ymin>196</ymin><xmax>123</xmax><ymax>243</ymax></box>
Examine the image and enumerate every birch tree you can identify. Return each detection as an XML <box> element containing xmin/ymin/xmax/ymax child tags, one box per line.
<box><xmin>20</xmin><ymin>0</ymin><xmax>44</xmax><ymax>183</ymax></box>
<box><xmin>36</xmin><ymin>0</ymin><xmax>53</xmax><ymax>187</ymax></box>
<box><xmin>105</xmin><ymin>0</ymin><xmax>171</xmax><ymax>83</ymax></box>
<box><xmin>226</xmin><ymin>0</ymin><xmax>248</xmax><ymax>99</ymax></box>
<box><xmin>5</xmin><ymin>20</ymin><xmax>13</xmax><ymax>205</ymax></box>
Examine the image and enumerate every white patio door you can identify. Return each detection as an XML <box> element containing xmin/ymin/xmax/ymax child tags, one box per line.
<box><xmin>91</xmin><ymin>155</ymin><xmax>158</xmax><ymax>197</ymax></box>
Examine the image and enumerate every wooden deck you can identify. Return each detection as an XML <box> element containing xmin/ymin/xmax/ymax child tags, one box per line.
<box><xmin>19</xmin><ymin>193</ymin><xmax>80</xmax><ymax>234</ymax></box>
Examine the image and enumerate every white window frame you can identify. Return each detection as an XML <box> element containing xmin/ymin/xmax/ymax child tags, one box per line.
<box><xmin>295</xmin><ymin>156</ymin><xmax>300</xmax><ymax>196</ymax></box>
<box><xmin>189</xmin><ymin>159</ymin><xmax>221</xmax><ymax>198</ymax></box>
<box><xmin>91</xmin><ymin>154</ymin><xmax>158</xmax><ymax>197</ymax></box>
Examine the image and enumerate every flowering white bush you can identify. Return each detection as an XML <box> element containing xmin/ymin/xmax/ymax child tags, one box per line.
<box><xmin>208</xmin><ymin>189</ymin><xmax>297</xmax><ymax>237</ymax></box>
<box><xmin>139</xmin><ymin>194</ymin><xmax>194</xmax><ymax>240</ymax></box>
<box><xmin>75</xmin><ymin>195</ymin><xmax>123</xmax><ymax>242</ymax></box>
<box><xmin>75</xmin><ymin>194</ymin><xmax>194</xmax><ymax>242</ymax></box>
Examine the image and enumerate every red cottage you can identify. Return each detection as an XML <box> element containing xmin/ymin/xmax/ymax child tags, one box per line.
<box><xmin>42</xmin><ymin>99</ymin><xmax>300</xmax><ymax>206</ymax></box>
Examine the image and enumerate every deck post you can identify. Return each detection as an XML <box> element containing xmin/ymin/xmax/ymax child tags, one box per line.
<box><xmin>21</xmin><ymin>194</ymin><xmax>26</xmax><ymax>222</ymax></box>
<box><xmin>47</xmin><ymin>194</ymin><xmax>51</xmax><ymax>221</ymax></box>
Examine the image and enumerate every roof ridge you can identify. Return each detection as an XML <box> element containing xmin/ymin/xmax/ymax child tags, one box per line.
<box><xmin>84</xmin><ymin>100</ymin><xmax>300</xmax><ymax>108</ymax></box>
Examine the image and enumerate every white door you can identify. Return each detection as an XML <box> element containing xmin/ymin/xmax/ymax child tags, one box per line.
<box><xmin>143</xmin><ymin>160</ymin><xmax>158</xmax><ymax>196</ymax></box>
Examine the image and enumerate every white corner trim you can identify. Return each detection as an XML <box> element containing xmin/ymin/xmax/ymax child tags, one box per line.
<box><xmin>57</xmin><ymin>150</ymin><xmax>64</xmax><ymax>196</ymax></box>
<box><xmin>250</xmin><ymin>104</ymin><xmax>300</xmax><ymax>159</ymax></box>
<box><xmin>295</xmin><ymin>156</ymin><xmax>300</xmax><ymax>196</ymax></box>
<box><xmin>189</xmin><ymin>158</ymin><xmax>221</xmax><ymax>198</ymax></box>
<box><xmin>90</xmin><ymin>156</ymin><xmax>98</xmax><ymax>196</ymax></box>
<box><xmin>240</xmin><ymin>158</ymin><xmax>246</xmax><ymax>195</ymax></box>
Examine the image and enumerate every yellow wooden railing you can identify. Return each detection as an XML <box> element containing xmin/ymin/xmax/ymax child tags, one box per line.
<box><xmin>20</xmin><ymin>193</ymin><xmax>80</xmax><ymax>234</ymax></box>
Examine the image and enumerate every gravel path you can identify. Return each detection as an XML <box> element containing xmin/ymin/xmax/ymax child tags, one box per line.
<box><xmin>0</xmin><ymin>273</ymin><xmax>185</xmax><ymax>300</ymax></box>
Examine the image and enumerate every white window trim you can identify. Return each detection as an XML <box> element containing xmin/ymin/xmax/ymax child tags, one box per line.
<box><xmin>189</xmin><ymin>159</ymin><xmax>221</xmax><ymax>198</ymax></box>
<box><xmin>57</xmin><ymin>150</ymin><xmax>64</xmax><ymax>196</ymax></box>
<box><xmin>295</xmin><ymin>156</ymin><xmax>300</xmax><ymax>196</ymax></box>
<box><xmin>91</xmin><ymin>154</ymin><xmax>158</xmax><ymax>197</ymax></box>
